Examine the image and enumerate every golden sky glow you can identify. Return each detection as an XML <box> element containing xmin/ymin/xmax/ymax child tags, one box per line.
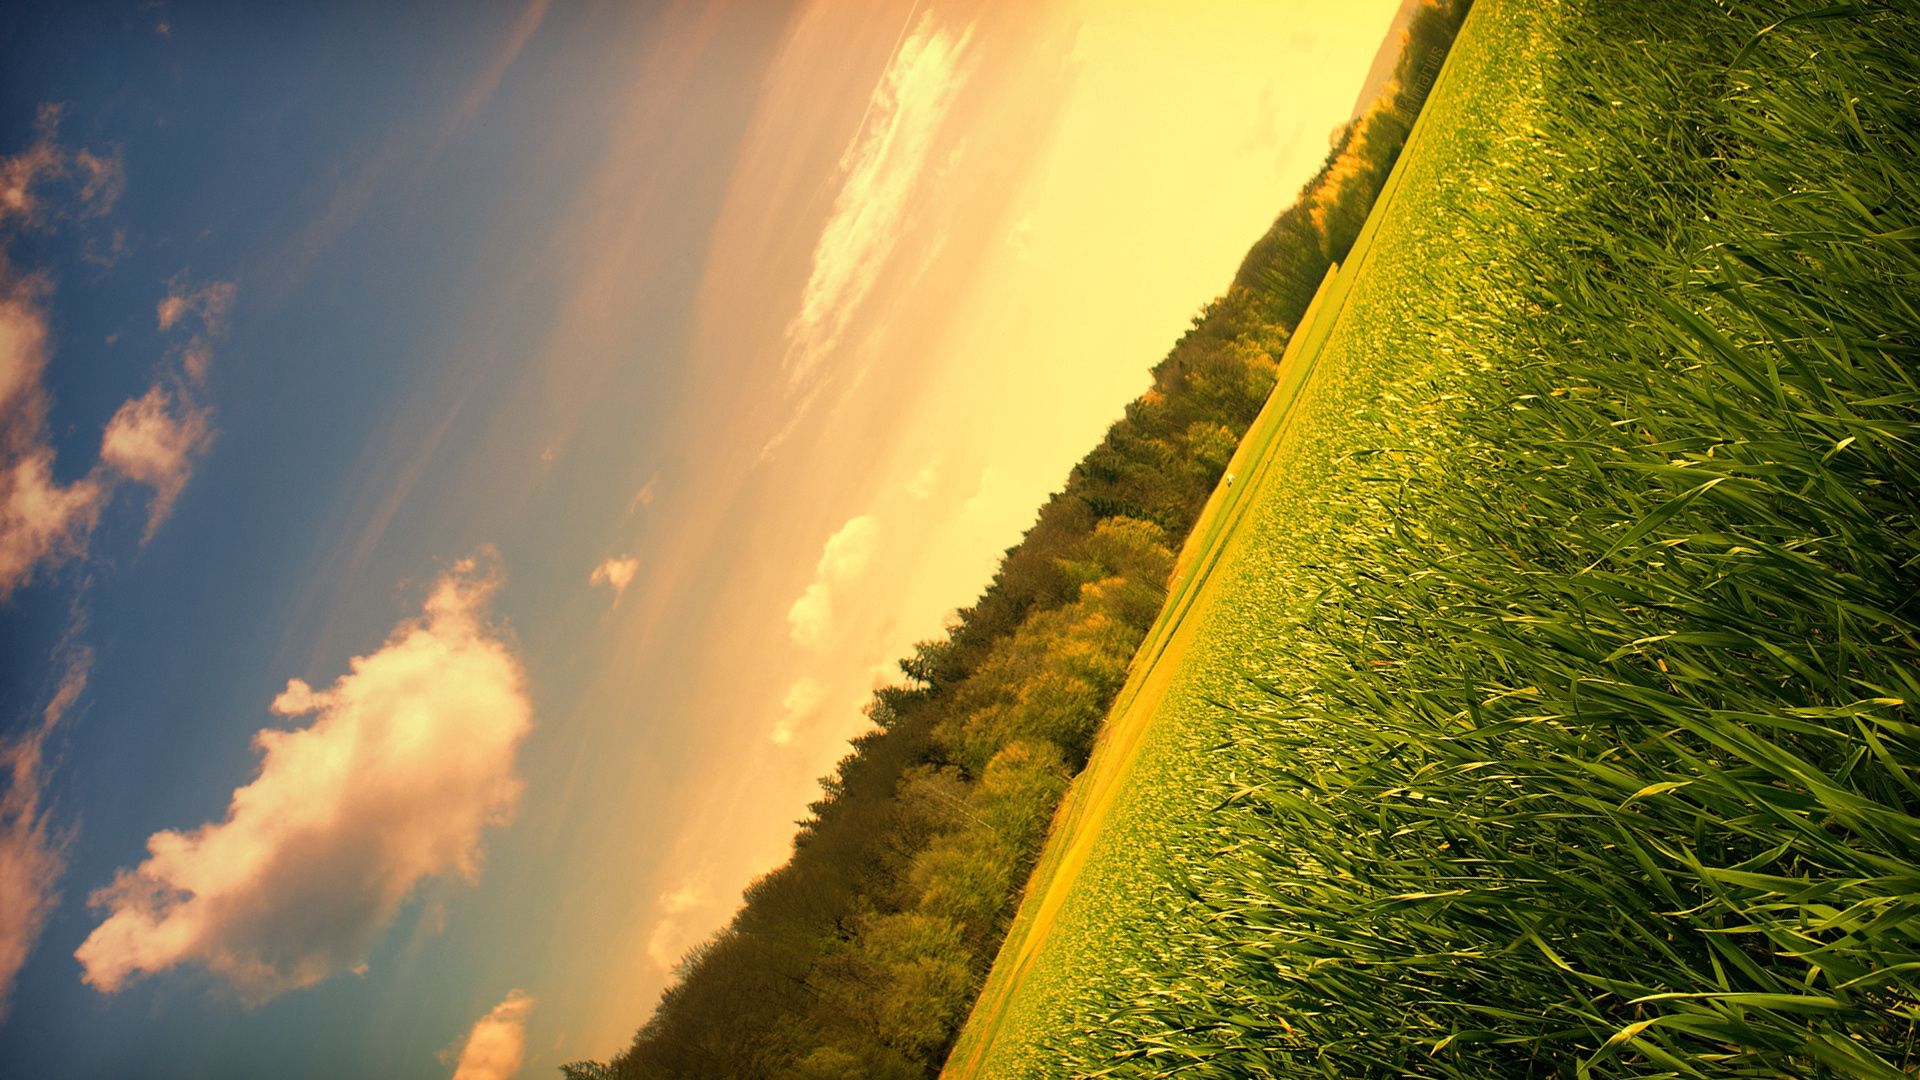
<box><xmin>531</xmin><ymin>0</ymin><xmax>1406</xmax><ymax>1059</ymax></box>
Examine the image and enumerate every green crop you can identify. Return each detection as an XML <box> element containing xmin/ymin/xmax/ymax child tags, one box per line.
<box><xmin>952</xmin><ymin>0</ymin><xmax>1920</xmax><ymax>1075</ymax></box>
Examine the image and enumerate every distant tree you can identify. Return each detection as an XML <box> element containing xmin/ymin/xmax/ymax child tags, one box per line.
<box><xmin>783</xmin><ymin>1046</ymin><xmax>862</xmax><ymax>1080</ymax></box>
<box><xmin>1185</xmin><ymin>420</ymin><xmax>1239</xmax><ymax>474</ymax></box>
<box><xmin>975</xmin><ymin>739</ymin><xmax>1070</xmax><ymax>851</ymax></box>
<box><xmin>856</xmin><ymin>913</ymin><xmax>975</xmax><ymax>1057</ymax></box>
<box><xmin>899</xmin><ymin>637</ymin><xmax>958</xmax><ymax>688</ymax></box>
<box><xmin>909</xmin><ymin>830</ymin><xmax>1015</xmax><ymax>941</ymax></box>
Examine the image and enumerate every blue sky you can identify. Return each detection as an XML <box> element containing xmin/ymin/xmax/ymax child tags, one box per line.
<box><xmin>0</xmin><ymin>1</ymin><xmax>1403</xmax><ymax>1075</ymax></box>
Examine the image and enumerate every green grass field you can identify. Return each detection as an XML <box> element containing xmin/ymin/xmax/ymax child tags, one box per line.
<box><xmin>946</xmin><ymin>0</ymin><xmax>1920</xmax><ymax>1075</ymax></box>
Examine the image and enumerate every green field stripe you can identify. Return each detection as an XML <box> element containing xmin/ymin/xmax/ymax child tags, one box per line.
<box><xmin>944</xmin><ymin>8</ymin><xmax>1493</xmax><ymax>1063</ymax></box>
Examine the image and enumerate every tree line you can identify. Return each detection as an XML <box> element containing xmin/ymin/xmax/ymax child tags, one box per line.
<box><xmin>567</xmin><ymin>4</ymin><xmax>1470</xmax><ymax>1076</ymax></box>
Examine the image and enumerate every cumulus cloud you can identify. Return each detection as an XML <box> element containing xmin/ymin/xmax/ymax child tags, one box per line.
<box><xmin>785</xmin><ymin>514</ymin><xmax>878</xmax><ymax>647</ymax></box>
<box><xmin>98</xmin><ymin>383</ymin><xmax>214</xmax><ymax>539</ymax></box>
<box><xmin>588</xmin><ymin>554</ymin><xmax>638</xmax><ymax>606</ymax></box>
<box><xmin>644</xmin><ymin>880</ymin><xmax>711</xmax><ymax>971</ymax></box>
<box><xmin>0</xmin><ymin>649</ymin><xmax>89</xmax><ymax>1019</ymax></box>
<box><xmin>818</xmin><ymin>514</ymin><xmax>878</xmax><ymax>580</ymax></box>
<box><xmin>445</xmin><ymin>988</ymin><xmax>534</xmax><ymax>1080</ymax></box>
<box><xmin>771</xmin><ymin>677</ymin><xmax>823</xmax><ymax>746</ymax></box>
<box><xmin>75</xmin><ymin>555</ymin><xmax>532</xmax><ymax>998</ymax></box>
<box><xmin>782</xmin><ymin>14</ymin><xmax>973</xmax><ymax>389</ymax></box>
<box><xmin>786</xmin><ymin>582</ymin><xmax>832</xmax><ymax>648</ymax></box>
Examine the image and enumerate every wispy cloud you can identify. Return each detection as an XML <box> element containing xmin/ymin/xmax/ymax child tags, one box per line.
<box><xmin>98</xmin><ymin>383</ymin><xmax>214</xmax><ymax>540</ymax></box>
<box><xmin>907</xmin><ymin>454</ymin><xmax>942</xmax><ymax>501</ymax></box>
<box><xmin>1005</xmin><ymin>213</ymin><xmax>1035</xmax><ymax>261</ymax></box>
<box><xmin>0</xmin><ymin>439</ymin><xmax>105</xmax><ymax>599</ymax></box>
<box><xmin>75</xmin><ymin>554</ymin><xmax>532</xmax><ymax>999</ymax></box>
<box><xmin>628</xmin><ymin>470</ymin><xmax>660</xmax><ymax>512</ymax></box>
<box><xmin>0</xmin><ymin>113</ymin><xmax>121</xmax><ymax>598</ymax></box>
<box><xmin>445</xmin><ymin>988</ymin><xmax>535</xmax><ymax>1080</ymax></box>
<box><xmin>0</xmin><ymin>648</ymin><xmax>89</xmax><ymax>1019</ymax></box>
<box><xmin>0</xmin><ymin>105</ymin><xmax>122</xmax><ymax>229</ymax></box>
<box><xmin>101</xmin><ymin>273</ymin><xmax>230</xmax><ymax>541</ymax></box>
<box><xmin>0</xmin><ymin>115</ymin><xmax>224</xmax><ymax>594</ymax></box>
<box><xmin>442</xmin><ymin>0</ymin><xmax>552</xmax><ymax>148</ymax></box>
<box><xmin>155</xmin><ymin>278</ymin><xmax>235</xmax><ymax>335</ymax></box>
<box><xmin>589</xmin><ymin>554</ymin><xmax>638</xmax><ymax>606</ymax></box>
<box><xmin>266</xmin><ymin>0</ymin><xmax>551</xmax><ymax>302</ymax></box>
<box><xmin>785</xmin><ymin>514</ymin><xmax>878</xmax><ymax>647</ymax></box>
<box><xmin>781</xmin><ymin>14</ymin><xmax>973</xmax><ymax>391</ymax></box>
<box><xmin>0</xmin><ymin>126</ymin><xmax>62</xmax><ymax>226</ymax></box>
<box><xmin>0</xmin><ymin>111</ymin><xmax>224</xmax><ymax>1017</ymax></box>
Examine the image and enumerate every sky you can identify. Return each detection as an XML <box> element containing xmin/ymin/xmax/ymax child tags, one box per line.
<box><xmin>0</xmin><ymin>1</ymin><xmax>1404</xmax><ymax>1075</ymax></box>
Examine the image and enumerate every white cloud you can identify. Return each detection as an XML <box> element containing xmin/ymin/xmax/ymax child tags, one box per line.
<box><xmin>782</xmin><ymin>14</ymin><xmax>974</xmax><ymax>389</ymax></box>
<box><xmin>771</xmin><ymin>677</ymin><xmax>824</xmax><ymax>745</ymax></box>
<box><xmin>98</xmin><ymin>383</ymin><xmax>214</xmax><ymax>539</ymax></box>
<box><xmin>75</xmin><ymin>555</ymin><xmax>532</xmax><ymax>998</ymax></box>
<box><xmin>786</xmin><ymin>582</ymin><xmax>833</xmax><ymax>648</ymax></box>
<box><xmin>0</xmin><ymin>649</ymin><xmax>88</xmax><ymax>1018</ymax></box>
<box><xmin>820</xmin><ymin>514</ymin><xmax>879</xmax><ymax>581</ymax></box>
<box><xmin>659</xmin><ymin>881</ymin><xmax>702</xmax><ymax>916</ymax></box>
<box><xmin>644</xmin><ymin>879</ymin><xmax>711</xmax><ymax>971</ymax></box>
<box><xmin>588</xmin><ymin>554</ymin><xmax>638</xmax><ymax>606</ymax></box>
<box><xmin>785</xmin><ymin>514</ymin><xmax>879</xmax><ymax>646</ymax></box>
<box><xmin>446</xmin><ymin>989</ymin><xmax>534</xmax><ymax>1080</ymax></box>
